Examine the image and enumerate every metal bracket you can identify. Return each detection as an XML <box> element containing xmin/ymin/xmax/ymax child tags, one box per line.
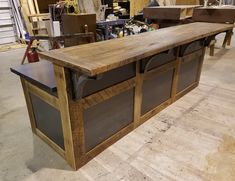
<box><xmin>71</xmin><ymin>70</ymin><xmax>103</xmax><ymax>101</ymax></box>
<box><xmin>140</xmin><ymin>49</ymin><xmax>174</xmax><ymax>73</ymax></box>
<box><xmin>204</xmin><ymin>35</ymin><xmax>216</xmax><ymax>47</ymax></box>
<box><xmin>180</xmin><ymin>38</ymin><xmax>208</xmax><ymax>57</ymax></box>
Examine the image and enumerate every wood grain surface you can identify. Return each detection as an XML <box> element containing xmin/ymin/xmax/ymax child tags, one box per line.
<box><xmin>39</xmin><ymin>22</ymin><xmax>233</xmax><ymax>76</ymax></box>
<box><xmin>193</xmin><ymin>7</ymin><xmax>235</xmax><ymax>24</ymax></box>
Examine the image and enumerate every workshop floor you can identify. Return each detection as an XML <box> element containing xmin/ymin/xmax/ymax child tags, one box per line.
<box><xmin>1</xmin><ymin>33</ymin><xmax>235</xmax><ymax>181</ymax></box>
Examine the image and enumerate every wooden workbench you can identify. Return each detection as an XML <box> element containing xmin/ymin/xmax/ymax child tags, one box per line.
<box><xmin>144</xmin><ymin>5</ymin><xmax>201</xmax><ymax>20</ymax></box>
<box><xmin>193</xmin><ymin>6</ymin><xmax>235</xmax><ymax>24</ymax></box>
<box><xmin>193</xmin><ymin>6</ymin><xmax>235</xmax><ymax>55</ymax></box>
<box><xmin>143</xmin><ymin>5</ymin><xmax>201</xmax><ymax>28</ymax></box>
<box><xmin>11</xmin><ymin>22</ymin><xmax>233</xmax><ymax>170</ymax></box>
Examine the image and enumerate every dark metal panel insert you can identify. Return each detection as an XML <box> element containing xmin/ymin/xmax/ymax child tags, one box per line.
<box><xmin>177</xmin><ymin>57</ymin><xmax>200</xmax><ymax>93</ymax></box>
<box><xmin>82</xmin><ymin>63</ymin><xmax>136</xmax><ymax>98</ymax></box>
<box><xmin>141</xmin><ymin>69</ymin><xmax>174</xmax><ymax>115</ymax></box>
<box><xmin>30</xmin><ymin>93</ymin><xmax>64</xmax><ymax>149</ymax></box>
<box><xmin>83</xmin><ymin>89</ymin><xmax>134</xmax><ymax>152</ymax></box>
<box><xmin>71</xmin><ymin>63</ymin><xmax>136</xmax><ymax>100</ymax></box>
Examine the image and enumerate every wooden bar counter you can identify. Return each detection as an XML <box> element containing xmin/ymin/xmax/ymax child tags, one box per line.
<box><xmin>11</xmin><ymin>22</ymin><xmax>233</xmax><ymax>170</ymax></box>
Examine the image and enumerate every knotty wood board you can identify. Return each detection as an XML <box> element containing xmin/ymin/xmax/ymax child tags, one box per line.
<box><xmin>39</xmin><ymin>22</ymin><xmax>233</xmax><ymax>76</ymax></box>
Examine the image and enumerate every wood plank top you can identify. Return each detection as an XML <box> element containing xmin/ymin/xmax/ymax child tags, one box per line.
<box><xmin>193</xmin><ymin>7</ymin><xmax>235</xmax><ymax>24</ymax></box>
<box><xmin>39</xmin><ymin>22</ymin><xmax>234</xmax><ymax>76</ymax></box>
<box><xmin>10</xmin><ymin>61</ymin><xmax>56</xmax><ymax>93</ymax></box>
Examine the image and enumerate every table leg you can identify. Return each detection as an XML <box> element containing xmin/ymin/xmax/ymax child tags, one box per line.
<box><xmin>227</xmin><ymin>31</ymin><xmax>233</xmax><ymax>46</ymax></box>
<box><xmin>222</xmin><ymin>30</ymin><xmax>232</xmax><ymax>48</ymax></box>
<box><xmin>209</xmin><ymin>38</ymin><xmax>216</xmax><ymax>56</ymax></box>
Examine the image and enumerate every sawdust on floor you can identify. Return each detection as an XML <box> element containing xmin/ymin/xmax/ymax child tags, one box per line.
<box><xmin>0</xmin><ymin>43</ymin><xmax>26</xmax><ymax>53</ymax></box>
<box><xmin>206</xmin><ymin>135</ymin><xmax>235</xmax><ymax>181</ymax></box>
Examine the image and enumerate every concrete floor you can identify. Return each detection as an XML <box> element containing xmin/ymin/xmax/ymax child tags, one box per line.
<box><xmin>0</xmin><ymin>33</ymin><xmax>235</xmax><ymax>181</ymax></box>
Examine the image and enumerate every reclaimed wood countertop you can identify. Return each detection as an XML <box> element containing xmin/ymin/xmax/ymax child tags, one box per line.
<box><xmin>39</xmin><ymin>22</ymin><xmax>234</xmax><ymax>76</ymax></box>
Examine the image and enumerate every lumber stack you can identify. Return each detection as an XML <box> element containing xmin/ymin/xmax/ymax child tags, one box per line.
<box><xmin>19</xmin><ymin>0</ymin><xmax>41</xmax><ymax>35</ymax></box>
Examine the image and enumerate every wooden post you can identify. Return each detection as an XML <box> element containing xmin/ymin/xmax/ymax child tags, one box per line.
<box><xmin>53</xmin><ymin>64</ymin><xmax>85</xmax><ymax>170</ymax></box>
<box><xmin>171</xmin><ymin>48</ymin><xmax>181</xmax><ymax>102</ymax></box>
<box><xmin>134</xmin><ymin>61</ymin><xmax>143</xmax><ymax>128</ymax></box>
<box><xmin>196</xmin><ymin>47</ymin><xmax>207</xmax><ymax>83</ymax></box>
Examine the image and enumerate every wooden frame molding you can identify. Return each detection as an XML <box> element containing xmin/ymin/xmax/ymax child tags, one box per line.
<box><xmin>35</xmin><ymin>128</ymin><xmax>65</xmax><ymax>157</ymax></box>
<box><xmin>176</xmin><ymin>82</ymin><xmax>199</xmax><ymax>100</ymax></box>
<box><xmin>53</xmin><ymin>64</ymin><xmax>79</xmax><ymax>169</ymax></box>
<box><xmin>140</xmin><ymin>99</ymin><xmax>172</xmax><ymax>123</ymax></box>
<box><xmin>81</xmin><ymin>78</ymin><xmax>135</xmax><ymax>109</ymax></box>
<box><xmin>26</xmin><ymin>81</ymin><xmax>59</xmax><ymax>109</ymax></box>
<box><xmin>144</xmin><ymin>60</ymin><xmax>177</xmax><ymax>80</ymax></box>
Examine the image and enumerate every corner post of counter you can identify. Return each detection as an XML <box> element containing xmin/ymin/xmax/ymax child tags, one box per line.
<box><xmin>53</xmin><ymin>63</ymin><xmax>85</xmax><ymax>170</ymax></box>
<box><xmin>196</xmin><ymin>46</ymin><xmax>207</xmax><ymax>83</ymax></box>
<box><xmin>134</xmin><ymin>61</ymin><xmax>143</xmax><ymax>128</ymax></box>
<box><xmin>171</xmin><ymin>47</ymin><xmax>181</xmax><ymax>103</ymax></box>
